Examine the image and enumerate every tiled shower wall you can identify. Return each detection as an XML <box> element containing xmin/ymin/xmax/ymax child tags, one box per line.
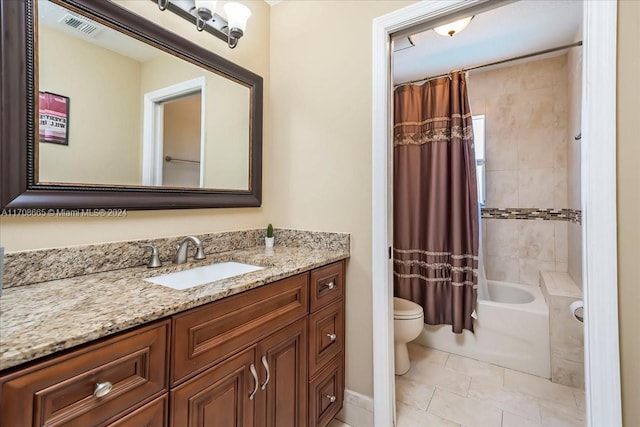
<box><xmin>566</xmin><ymin>35</ymin><xmax>583</xmax><ymax>290</ymax></box>
<box><xmin>469</xmin><ymin>55</ymin><xmax>575</xmax><ymax>286</ymax></box>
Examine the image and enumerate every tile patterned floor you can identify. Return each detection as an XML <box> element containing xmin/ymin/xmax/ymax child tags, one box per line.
<box><xmin>395</xmin><ymin>343</ymin><xmax>586</xmax><ymax>427</ymax></box>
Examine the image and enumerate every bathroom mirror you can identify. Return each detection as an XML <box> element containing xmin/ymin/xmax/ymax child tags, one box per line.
<box><xmin>0</xmin><ymin>0</ymin><xmax>263</xmax><ymax>210</ymax></box>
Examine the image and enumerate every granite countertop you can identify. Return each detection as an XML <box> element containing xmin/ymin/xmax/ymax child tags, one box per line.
<box><xmin>0</xmin><ymin>245</ymin><xmax>349</xmax><ymax>371</ymax></box>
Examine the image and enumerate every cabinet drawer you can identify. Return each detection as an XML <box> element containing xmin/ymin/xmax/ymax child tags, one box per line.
<box><xmin>308</xmin><ymin>354</ymin><xmax>344</xmax><ymax>427</ymax></box>
<box><xmin>308</xmin><ymin>300</ymin><xmax>344</xmax><ymax>378</ymax></box>
<box><xmin>0</xmin><ymin>320</ymin><xmax>169</xmax><ymax>427</ymax></box>
<box><xmin>107</xmin><ymin>394</ymin><xmax>168</xmax><ymax>427</ymax></box>
<box><xmin>310</xmin><ymin>261</ymin><xmax>344</xmax><ymax>312</ymax></box>
<box><xmin>172</xmin><ymin>273</ymin><xmax>309</xmax><ymax>385</ymax></box>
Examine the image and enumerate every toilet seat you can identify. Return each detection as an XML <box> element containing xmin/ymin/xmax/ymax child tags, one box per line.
<box><xmin>393</xmin><ymin>297</ymin><xmax>423</xmax><ymax>320</ymax></box>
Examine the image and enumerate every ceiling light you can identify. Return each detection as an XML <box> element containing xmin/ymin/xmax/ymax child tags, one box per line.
<box><xmin>224</xmin><ymin>2</ymin><xmax>251</xmax><ymax>48</ymax></box>
<box><xmin>194</xmin><ymin>0</ymin><xmax>217</xmax><ymax>31</ymax></box>
<box><xmin>433</xmin><ymin>16</ymin><xmax>473</xmax><ymax>37</ymax></box>
<box><xmin>157</xmin><ymin>0</ymin><xmax>251</xmax><ymax>49</ymax></box>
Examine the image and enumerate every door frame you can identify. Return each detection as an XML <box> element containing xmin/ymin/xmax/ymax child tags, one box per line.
<box><xmin>142</xmin><ymin>77</ymin><xmax>206</xmax><ymax>187</ymax></box>
<box><xmin>371</xmin><ymin>1</ymin><xmax>621</xmax><ymax>426</ymax></box>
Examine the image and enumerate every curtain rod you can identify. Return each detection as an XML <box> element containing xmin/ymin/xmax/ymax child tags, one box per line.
<box><xmin>395</xmin><ymin>41</ymin><xmax>583</xmax><ymax>88</ymax></box>
<box><xmin>164</xmin><ymin>155</ymin><xmax>200</xmax><ymax>164</ymax></box>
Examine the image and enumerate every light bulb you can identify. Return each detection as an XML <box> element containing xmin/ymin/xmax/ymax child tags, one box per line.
<box><xmin>224</xmin><ymin>2</ymin><xmax>251</xmax><ymax>36</ymax></box>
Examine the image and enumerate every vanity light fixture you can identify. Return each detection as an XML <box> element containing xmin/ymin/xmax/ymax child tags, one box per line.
<box><xmin>157</xmin><ymin>0</ymin><xmax>251</xmax><ymax>49</ymax></box>
<box><xmin>433</xmin><ymin>16</ymin><xmax>474</xmax><ymax>37</ymax></box>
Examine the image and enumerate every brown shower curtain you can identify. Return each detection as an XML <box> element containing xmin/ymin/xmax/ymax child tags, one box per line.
<box><xmin>393</xmin><ymin>72</ymin><xmax>479</xmax><ymax>333</ymax></box>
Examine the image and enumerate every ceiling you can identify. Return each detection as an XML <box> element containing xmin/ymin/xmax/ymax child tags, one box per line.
<box><xmin>393</xmin><ymin>0</ymin><xmax>583</xmax><ymax>84</ymax></box>
<box><xmin>38</xmin><ymin>0</ymin><xmax>160</xmax><ymax>62</ymax></box>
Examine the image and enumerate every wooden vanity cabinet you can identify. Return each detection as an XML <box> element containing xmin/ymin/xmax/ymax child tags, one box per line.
<box><xmin>171</xmin><ymin>318</ymin><xmax>308</xmax><ymax>427</ymax></box>
<box><xmin>0</xmin><ymin>320</ymin><xmax>170</xmax><ymax>427</ymax></box>
<box><xmin>171</xmin><ymin>273</ymin><xmax>309</xmax><ymax>387</ymax></box>
<box><xmin>171</xmin><ymin>273</ymin><xmax>310</xmax><ymax>427</ymax></box>
<box><xmin>308</xmin><ymin>262</ymin><xmax>345</xmax><ymax>427</ymax></box>
<box><xmin>0</xmin><ymin>260</ymin><xmax>346</xmax><ymax>427</ymax></box>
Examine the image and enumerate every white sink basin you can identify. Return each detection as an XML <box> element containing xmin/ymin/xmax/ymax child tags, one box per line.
<box><xmin>145</xmin><ymin>262</ymin><xmax>264</xmax><ymax>290</ymax></box>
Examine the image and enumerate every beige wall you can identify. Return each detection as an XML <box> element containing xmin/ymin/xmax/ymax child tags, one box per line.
<box><xmin>270</xmin><ymin>0</ymin><xmax>413</xmax><ymax>397</ymax></box>
<box><xmin>38</xmin><ymin>26</ymin><xmax>141</xmax><ymax>185</ymax></box>
<box><xmin>0</xmin><ymin>0</ymin><xmax>271</xmax><ymax>251</ymax></box>
<box><xmin>617</xmin><ymin>1</ymin><xmax>640</xmax><ymax>425</ymax></box>
<box><xmin>468</xmin><ymin>57</ymin><xmax>570</xmax><ymax>286</ymax></box>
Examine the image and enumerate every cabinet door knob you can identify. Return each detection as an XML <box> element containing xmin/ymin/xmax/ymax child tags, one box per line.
<box><xmin>326</xmin><ymin>394</ymin><xmax>337</xmax><ymax>403</ymax></box>
<box><xmin>260</xmin><ymin>355</ymin><xmax>270</xmax><ymax>390</ymax></box>
<box><xmin>93</xmin><ymin>381</ymin><xmax>113</xmax><ymax>398</ymax></box>
<box><xmin>323</xmin><ymin>281</ymin><xmax>335</xmax><ymax>290</ymax></box>
<box><xmin>249</xmin><ymin>364</ymin><xmax>259</xmax><ymax>400</ymax></box>
<box><xmin>327</xmin><ymin>333</ymin><xmax>337</xmax><ymax>342</ymax></box>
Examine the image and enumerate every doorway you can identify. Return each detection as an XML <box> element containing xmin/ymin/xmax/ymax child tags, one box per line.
<box><xmin>372</xmin><ymin>1</ymin><xmax>620</xmax><ymax>426</ymax></box>
<box><xmin>162</xmin><ymin>93</ymin><xmax>202</xmax><ymax>187</ymax></box>
<box><xmin>142</xmin><ymin>77</ymin><xmax>206</xmax><ymax>187</ymax></box>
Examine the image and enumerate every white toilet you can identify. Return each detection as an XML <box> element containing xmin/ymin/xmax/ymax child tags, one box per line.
<box><xmin>393</xmin><ymin>297</ymin><xmax>425</xmax><ymax>375</ymax></box>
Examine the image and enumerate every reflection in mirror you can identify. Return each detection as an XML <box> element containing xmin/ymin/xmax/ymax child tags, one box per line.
<box><xmin>162</xmin><ymin>93</ymin><xmax>202</xmax><ymax>187</ymax></box>
<box><xmin>37</xmin><ymin>0</ymin><xmax>250</xmax><ymax>190</ymax></box>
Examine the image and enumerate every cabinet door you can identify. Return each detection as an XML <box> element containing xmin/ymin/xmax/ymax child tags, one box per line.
<box><xmin>255</xmin><ymin>318</ymin><xmax>308</xmax><ymax>427</ymax></box>
<box><xmin>171</xmin><ymin>346</ymin><xmax>257</xmax><ymax>427</ymax></box>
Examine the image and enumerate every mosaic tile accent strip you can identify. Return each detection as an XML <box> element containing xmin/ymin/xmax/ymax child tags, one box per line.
<box><xmin>2</xmin><ymin>228</ymin><xmax>350</xmax><ymax>289</ymax></box>
<box><xmin>481</xmin><ymin>208</ymin><xmax>582</xmax><ymax>224</ymax></box>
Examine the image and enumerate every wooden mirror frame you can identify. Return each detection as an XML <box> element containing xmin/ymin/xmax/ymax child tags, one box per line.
<box><xmin>0</xmin><ymin>0</ymin><xmax>262</xmax><ymax>210</ymax></box>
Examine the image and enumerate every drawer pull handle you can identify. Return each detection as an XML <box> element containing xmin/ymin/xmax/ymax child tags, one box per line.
<box><xmin>260</xmin><ymin>355</ymin><xmax>270</xmax><ymax>390</ymax></box>
<box><xmin>323</xmin><ymin>281</ymin><xmax>336</xmax><ymax>290</ymax></box>
<box><xmin>327</xmin><ymin>333</ymin><xmax>337</xmax><ymax>342</ymax></box>
<box><xmin>93</xmin><ymin>382</ymin><xmax>113</xmax><ymax>398</ymax></box>
<box><xmin>249</xmin><ymin>364</ymin><xmax>259</xmax><ymax>400</ymax></box>
<box><xmin>326</xmin><ymin>394</ymin><xmax>337</xmax><ymax>403</ymax></box>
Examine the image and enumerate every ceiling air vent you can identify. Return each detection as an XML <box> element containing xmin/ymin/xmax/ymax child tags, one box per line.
<box><xmin>59</xmin><ymin>14</ymin><xmax>102</xmax><ymax>38</ymax></box>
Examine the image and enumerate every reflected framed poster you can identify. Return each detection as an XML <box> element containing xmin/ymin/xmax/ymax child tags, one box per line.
<box><xmin>39</xmin><ymin>92</ymin><xmax>70</xmax><ymax>145</ymax></box>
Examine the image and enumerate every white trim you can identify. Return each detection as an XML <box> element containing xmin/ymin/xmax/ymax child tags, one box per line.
<box><xmin>372</xmin><ymin>2</ymin><xmax>621</xmax><ymax>427</ymax></box>
<box><xmin>336</xmin><ymin>389</ymin><xmax>374</xmax><ymax>426</ymax></box>
<box><xmin>581</xmin><ymin>1</ymin><xmax>621</xmax><ymax>425</ymax></box>
<box><xmin>142</xmin><ymin>77</ymin><xmax>206</xmax><ymax>186</ymax></box>
<box><xmin>198</xmin><ymin>82</ymin><xmax>207</xmax><ymax>188</ymax></box>
<box><xmin>148</xmin><ymin>104</ymin><xmax>164</xmax><ymax>186</ymax></box>
<box><xmin>372</xmin><ymin>4</ymin><xmax>487</xmax><ymax>425</ymax></box>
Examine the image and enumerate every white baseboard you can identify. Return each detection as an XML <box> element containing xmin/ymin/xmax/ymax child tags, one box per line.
<box><xmin>336</xmin><ymin>389</ymin><xmax>374</xmax><ymax>427</ymax></box>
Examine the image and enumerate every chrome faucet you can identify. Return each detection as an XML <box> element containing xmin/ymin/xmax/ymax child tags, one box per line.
<box><xmin>174</xmin><ymin>236</ymin><xmax>206</xmax><ymax>264</ymax></box>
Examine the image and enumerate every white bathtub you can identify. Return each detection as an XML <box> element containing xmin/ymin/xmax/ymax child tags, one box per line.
<box><xmin>416</xmin><ymin>280</ymin><xmax>550</xmax><ymax>378</ymax></box>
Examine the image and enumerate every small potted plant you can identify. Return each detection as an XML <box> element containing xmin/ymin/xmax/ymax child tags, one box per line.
<box><xmin>265</xmin><ymin>223</ymin><xmax>274</xmax><ymax>248</ymax></box>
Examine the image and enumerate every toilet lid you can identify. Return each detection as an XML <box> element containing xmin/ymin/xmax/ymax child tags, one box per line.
<box><xmin>393</xmin><ymin>297</ymin><xmax>423</xmax><ymax>319</ymax></box>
